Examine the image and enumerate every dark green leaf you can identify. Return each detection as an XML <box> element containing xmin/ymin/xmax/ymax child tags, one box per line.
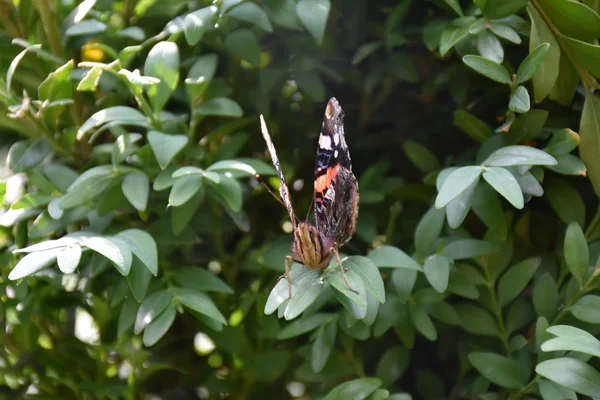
<box><xmin>509</xmin><ymin>86</ymin><xmax>530</xmax><ymax>114</ymax></box>
<box><xmin>516</xmin><ymin>43</ymin><xmax>550</xmax><ymax>84</ymax></box>
<box><xmin>409</xmin><ymin>304</ymin><xmax>437</xmax><ymax>341</ymax></box>
<box><xmin>183</xmin><ymin>6</ymin><xmax>218</xmax><ymax>45</ymax></box>
<box><xmin>127</xmin><ymin>257</ymin><xmax>152</xmax><ymax>302</ymax></box>
<box><xmin>483</xmin><ymin>0</ymin><xmax>528</xmax><ymax>18</ymax></box>
<box><xmin>527</xmin><ymin>4</ymin><xmax>560</xmax><ymax>102</ymax></box>
<box><xmin>498</xmin><ymin>257</ymin><xmax>540</xmax><ymax>306</ymax></box>
<box><xmin>134</xmin><ymin>290</ymin><xmax>172</xmax><ymax>334</ymax></box>
<box><xmin>453</xmin><ymin>109</ymin><xmax>493</xmax><ymax>143</ymax></box>
<box><xmin>468</xmin><ymin>352</ymin><xmax>527</xmax><ymax>388</ymax></box>
<box><xmin>312</xmin><ymin>319</ymin><xmax>336</xmax><ymax>373</ymax></box>
<box><xmin>322</xmin><ymin>377</ymin><xmax>382</xmax><ymax>400</ymax></box>
<box><xmin>455</xmin><ymin>303</ymin><xmax>500</xmax><ymax>337</ymax></box>
<box><xmin>403</xmin><ymin>140</ymin><xmax>440</xmax><ymax>173</ymax></box>
<box><xmin>197</xmin><ymin>97</ymin><xmax>243</xmax><ymax>117</ymax></box>
<box><xmin>533</xmin><ymin>273</ymin><xmax>558</xmax><ymax>319</ymax></box>
<box><xmin>147</xmin><ymin>131</ymin><xmax>188</xmax><ymax>169</ymax></box>
<box><xmin>227</xmin><ymin>2</ymin><xmax>273</xmax><ymax>32</ymax></box>
<box><xmin>564</xmin><ymin>222</ymin><xmax>589</xmax><ymax>287</ymax></box>
<box><xmin>296</xmin><ymin>0</ymin><xmax>330</xmax><ymax>44</ymax></box>
<box><xmin>392</xmin><ymin>269</ymin><xmax>418</xmax><ymax>303</ymax></box>
<box><xmin>579</xmin><ymin>93</ymin><xmax>600</xmax><ymax>197</ymax></box>
<box><xmin>442</xmin><ymin>239</ymin><xmax>499</xmax><ymax>260</ymax></box>
<box><xmin>415</xmin><ymin>207</ymin><xmax>445</xmax><ymax>257</ymax></box>
<box><xmin>368</xmin><ymin>245</ymin><xmax>422</xmax><ymax>271</ymax></box>
<box><xmin>175</xmin><ymin>288</ymin><xmax>227</xmax><ymax>324</ymax></box>
<box><xmin>277</xmin><ymin>313</ymin><xmax>334</xmax><ymax>339</ymax></box>
<box><xmin>8</xmin><ymin>140</ymin><xmax>51</xmax><ymax>173</ymax></box>
<box><xmin>571</xmin><ymin>295</ymin><xmax>600</xmax><ymax>323</ymax></box>
<box><xmin>376</xmin><ymin>346</ymin><xmax>410</xmax><ymax>386</ymax></box>
<box><xmin>122</xmin><ymin>170</ymin><xmax>149</xmax><ymax>211</ymax></box>
<box><xmin>545</xmin><ymin>177</ymin><xmax>586</xmax><ymax>227</ymax></box>
<box><xmin>143</xmin><ymin>305</ymin><xmax>176</xmax><ymax>346</ymax></box>
<box><xmin>224</xmin><ymin>29</ymin><xmax>261</xmax><ymax>66</ymax></box>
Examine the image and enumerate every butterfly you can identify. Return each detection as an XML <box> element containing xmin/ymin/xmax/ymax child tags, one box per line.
<box><xmin>259</xmin><ymin>97</ymin><xmax>360</xmax><ymax>298</ymax></box>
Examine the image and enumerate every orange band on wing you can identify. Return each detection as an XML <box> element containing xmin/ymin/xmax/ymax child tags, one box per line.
<box><xmin>315</xmin><ymin>164</ymin><xmax>341</xmax><ymax>202</ymax></box>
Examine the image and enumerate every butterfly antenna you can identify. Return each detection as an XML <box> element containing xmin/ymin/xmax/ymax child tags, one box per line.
<box><xmin>305</xmin><ymin>191</ymin><xmax>315</xmax><ymax>221</ymax></box>
<box><xmin>255</xmin><ymin>174</ymin><xmax>300</xmax><ymax>225</ymax></box>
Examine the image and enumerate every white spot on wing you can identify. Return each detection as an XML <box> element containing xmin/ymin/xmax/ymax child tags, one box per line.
<box><xmin>333</xmin><ymin>133</ymin><xmax>339</xmax><ymax>145</ymax></box>
<box><xmin>319</xmin><ymin>134</ymin><xmax>332</xmax><ymax>150</ymax></box>
<box><xmin>334</xmin><ymin>150</ymin><xmax>338</xmax><ymax>158</ymax></box>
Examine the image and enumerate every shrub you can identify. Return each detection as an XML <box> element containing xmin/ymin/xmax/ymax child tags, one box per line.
<box><xmin>1</xmin><ymin>0</ymin><xmax>600</xmax><ymax>398</ymax></box>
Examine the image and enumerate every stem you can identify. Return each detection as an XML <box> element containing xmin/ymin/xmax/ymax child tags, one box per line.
<box><xmin>487</xmin><ymin>283</ymin><xmax>511</xmax><ymax>354</ymax></box>
<box><xmin>552</xmin><ymin>269</ymin><xmax>600</xmax><ymax>324</ymax></box>
<box><xmin>511</xmin><ymin>375</ymin><xmax>540</xmax><ymax>400</ymax></box>
<box><xmin>585</xmin><ymin>203</ymin><xmax>600</xmax><ymax>240</ymax></box>
<box><xmin>32</xmin><ymin>0</ymin><xmax>64</xmax><ymax>58</ymax></box>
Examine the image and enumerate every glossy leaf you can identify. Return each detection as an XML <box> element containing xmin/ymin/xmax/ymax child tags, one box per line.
<box><xmin>368</xmin><ymin>246</ymin><xmax>422</xmax><ymax>271</ymax></box>
<box><xmin>579</xmin><ymin>93</ymin><xmax>600</xmax><ymax>196</ymax></box>
<box><xmin>536</xmin><ymin>358</ymin><xmax>600</xmax><ymax>397</ymax></box>
<box><xmin>423</xmin><ymin>255</ymin><xmax>450</xmax><ymax>293</ymax></box>
<box><xmin>462</xmin><ymin>55</ymin><xmax>511</xmax><ymax>84</ymax></box>
<box><xmin>509</xmin><ymin>86</ymin><xmax>530</xmax><ymax>114</ymax></box>
<box><xmin>571</xmin><ymin>295</ymin><xmax>600</xmax><ymax>323</ymax></box>
<box><xmin>498</xmin><ymin>257</ymin><xmax>541</xmax><ymax>306</ymax></box>
<box><xmin>527</xmin><ymin>4</ymin><xmax>560</xmax><ymax>102</ymax></box>
<box><xmin>564</xmin><ymin>222</ymin><xmax>589</xmax><ymax>287</ymax></box>
<box><xmin>147</xmin><ymin>131</ymin><xmax>188</xmax><ymax>169</ymax></box>
<box><xmin>122</xmin><ymin>171</ymin><xmax>149</xmax><ymax>211</ymax></box>
<box><xmin>516</xmin><ymin>43</ymin><xmax>550</xmax><ymax>84</ymax></box>
<box><xmin>483</xmin><ymin>166</ymin><xmax>524</xmax><ymax>209</ymax></box>
<box><xmin>435</xmin><ymin>166</ymin><xmax>482</xmax><ymax>208</ymax></box>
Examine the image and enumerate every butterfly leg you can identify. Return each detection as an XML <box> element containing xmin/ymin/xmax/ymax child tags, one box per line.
<box><xmin>284</xmin><ymin>255</ymin><xmax>293</xmax><ymax>299</ymax></box>
<box><xmin>331</xmin><ymin>247</ymin><xmax>359</xmax><ymax>294</ymax></box>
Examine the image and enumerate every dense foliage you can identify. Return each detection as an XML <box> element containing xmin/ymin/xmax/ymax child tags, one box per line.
<box><xmin>1</xmin><ymin>0</ymin><xmax>600</xmax><ymax>398</ymax></box>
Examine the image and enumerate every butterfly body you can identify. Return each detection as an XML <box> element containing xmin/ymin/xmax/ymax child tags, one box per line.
<box><xmin>259</xmin><ymin>97</ymin><xmax>359</xmax><ymax>298</ymax></box>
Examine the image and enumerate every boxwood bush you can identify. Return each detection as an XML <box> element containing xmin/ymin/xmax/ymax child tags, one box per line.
<box><xmin>1</xmin><ymin>0</ymin><xmax>600</xmax><ymax>399</ymax></box>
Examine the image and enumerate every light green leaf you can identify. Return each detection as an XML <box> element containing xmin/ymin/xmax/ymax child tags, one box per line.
<box><xmin>77</xmin><ymin>106</ymin><xmax>148</xmax><ymax>140</ymax></box>
<box><xmin>322</xmin><ymin>377</ymin><xmax>382</xmax><ymax>400</ymax></box>
<box><xmin>175</xmin><ymin>288</ymin><xmax>227</xmax><ymax>324</ymax></box>
<box><xmin>536</xmin><ymin>358</ymin><xmax>600</xmax><ymax>397</ymax></box>
<box><xmin>409</xmin><ymin>304</ymin><xmax>437</xmax><ymax>341</ymax></box>
<box><xmin>516</xmin><ymin>42</ymin><xmax>550</xmax><ymax>84</ymax></box>
<box><xmin>483</xmin><ymin>166</ymin><xmax>524</xmax><ymax>209</ymax></box>
<box><xmin>147</xmin><ymin>131</ymin><xmax>188</xmax><ymax>169</ymax></box>
<box><xmin>116</xmin><ymin>229</ymin><xmax>158</xmax><ymax>276</ymax></box>
<box><xmin>435</xmin><ymin>166</ymin><xmax>482</xmax><ymax>208</ymax></box>
<box><xmin>423</xmin><ymin>255</ymin><xmax>450</xmax><ymax>293</ymax></box>
<box><xmin>579</xmin><ymin>93</ymin><xmax>600</xmax><ymax>197</ymax></box>
<box><xmin>209</xmin><ymin>174</ymin><xmax>243</xmax><ymax>212</ymax></box>
<box><xmin>341</xmin><ymin>256</ymin><xmax>385</xmax><ymax>303</ymax></box>
<box><xmin>8</xmin><ymin>140</ymin><xmax>51</xmax><ymax>173</ymax></box>
<box><xmin>509</xmin><ymin>86</ymin><xmax>530</xmax><ymax>113</ymax></box>
<box><xmin>183</xmin><ymin>6</ymin><xmax>218</xmax><ymax>45</ymax></box>
<box><xmin>571</xmin><ymin>295</ymin><xmax>600</xmax><ymax>323</ymax></box>
<box><xmin>143</xmin><ymin>304</ymin><xmax>176</xmax><ymax>346</ymax></box>
<box><xmin>296</xmin><ymin>0</ymin><xmax>331</xmax><ymax>44</ymax></box>
<box><xmin>277</xmin><ymin>313</ymin><xmax>335</xmax><ymax>339</ymax></box>
<box><xmin>57</xmin><ymin>245</ymin><xmax>82</xmax><ymax>274</ymax></box>
<box><xmin>9</xmin><ymin>248</ymin><xmax>63</xmax><ymax>280</ymax></box>
<box><xmin>122</xmin><ymin>170</ymin><xmax>149</xmax><ymax>211</ymax></box>
<box><xmin>81</xmin><ymin>236</ymin><xmax>133</xmax><ymax>275</ymax></box>
<box><xmin>462</xmin><ymin>55</ymin><xmax>511</xmax><ymax>84</ymax></box>
<box><xmin>60</xmin><ymin>165</ymin><xmax>114</xmax><ymax>209</ymax></box>
<box><xmin>134</xmin><ymin>290</ymin><xmax>172</xmax><ymax>334</ymax></box>
<box><xmin>542</xmin><ymin>324</ymin><xmax>600</xmax><ymax>358</ymax></box>
<box><xmin>482</xmin><ymin>145</ymin><xmax>557</xmax><ymax>167</ymax></box>
<box><xmin>169</xmin><ymin>175</ymin><xmax>203</xmax><ymax>207</ymax></box>
<box><xmin>65</xmin><ymin>19</ymin><xmax>107</xmax><ymax>36</ymax></box>
<box><xmin>527</xmin><ymin>4</ymin><xmax>560</xmax><ymax>103</ymax></box>
<box><xmin>172</xmin><ymin>267</ymin><xmax>233</xmax><ymax>294</ymax></box>
<box><xmin>415</xmin><ymin>207</ymin><xmax>445</xmax><ymax>257</ymax></box>
<box><xmin>144</xmin><ymin>41</ymin><xmax>180</xmax><ymax>113</ymax></box>
<box><xmin>442</xmin><ymin>239</ymin><xmax>499</xmax><ymax>260</ymax></box>
<box><xmin>127</xmin><ymin>257</ymin><xmax>152</xmax><ymax>302</ymax></box>
<box><xmin>533</xmin><ymin>273</ymin><xmax>558</xmax><ymax>319</ymax></box>
<box><xmin>368</xmin><ymin>246</ymin><xmax>423</xmax><ymax>271</ymax></box>
<box><xmin>312</xmin><ymin>320</ymin><xmax>336</xmax><ymax>373</ymax></box>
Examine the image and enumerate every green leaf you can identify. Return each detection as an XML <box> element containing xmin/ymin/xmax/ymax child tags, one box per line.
<box><xmin>122</xmin><ymin>170</ymin><xmax>149</xmax><ymax>211</ymax></box>
<box><xmin>116</xmin><ymin>229</ymin><xmax>158</xmax><ymax>276</ymax></box>
<box><xmin>81</xmin><ymin>236</ymin><xmax>133</xmax><ymax>276</ymax></box>
<box><xmin>134</xmin><ymin>290</ymin><xmax>172</xmax><ymax>334</ymax></box>
<box><xmin>264</xmin><ymin>0</ymin><xmax>303</xmax><ymax>30</ymax></box>
<box><xmin>547</xmin><ymin>154</ymin><xmax>587</xmax><ymax>176</ymax></box>
<box><xmin>294</xmin><ymin>70</ymin><xmax>326</xmax><ymax>102</ymax></box>
<box><xmin>442</xmin><ymin>239</ymin><xmax>499</xmax><ymax>260</ymax></box>
<box><xmin>284</xmin><ymin>271</ymin><xmax>325</xmax><ymax>320</ymax></box>
<box><xmin>544</xmin><ymin>128</ymin><xmax>580</xmax><ymax>156</ymax></box>
<box><xmin>171</xmin><ymin>191</ymin><xmax>204</xmax><ymax>235</ymax></box>
<box><xmin>143</xmin><ymin>305</ymin><xmax>176</xmax><ymax>346</ymax></box>
<box><xmin>453</xmin><ymin>109</ymin><xmax>493</xmax><ymax>143</ymax></box>
<box><xmin>571</xmin><ymin>295</ymin><xmax>600</xmax><ymax>323</ymax></box>
<box><xmin>415</xmin><ymin>207</ymin><xmax>445</xmax><ymax>257</ymax></box>
<box><xmin>325</xmin><ymin>264</ymin><xmax>366</xmax><ymax>307</ymax></box>
<box><xmin>45</xmin><ymin>164</ymin><xmax>78</xmax><ymax>193</ymax></box>
<box><xmin>57</xmin><ymin>245</ymin><xmax>82</xmax><ymax>274</ymax></box>
<box><xmin>439</xmin><ymin>18</ymin><xmax>473</xmax><ymax>55</ymax></box>
<box><xmin>175</xmin><ymin>288</ymin><xmax>227</xmax><ymax>324</ymax></box>
<box><xmin>322</xmin><ymin>377</ymin><xmax>382</xmax><ymax>400</ymax></box>
<box><xmin>455</xmin><ymin>303</ymin><xmax>500</xmax><ymax>336</ymax></box>
<box><xmin>112</xmin><ymin>133</ymin><xmax>142</xmax><ymax>166</ymax></box>
<box><xmin>476</xmin><ymin>30</ymin><xmax>504</xmax><ymax>63</ymax></box>
<box><xmin>276</xmin><ymin>313</ymin><xmax>334</xmax><ymax>339</ymax></box>
<box><xmin>536</xmin><ymin>358</ymin><xmax>600</xmax><ymax>397</ymax></box>
<box><xmin>539</xmin><ymin>379</ymin><xmax>578</xmax><ymax>400</ymax></box>
<box><xmin>265</xmin><ymin>266</ymin><xmax>318</xmax><ymax>315</ymax></box>
<box><xmin>208</xmin><ymin>158</ymin><xmax>276</xmax><ymax>178</ymax></box>
<box><xmin>368</xmin><ymin>246</ymin><xmax>422</xmax><ymax>271</ymax></box>
<box><xmin>9</xmin><ymin>248</ymin><xmax>62</xmax><ymax>280</ymax></box>
<box><xmin>38</xmin><ymin>60</ymin><xmax>73</xmax><ymax>101</ymax></box>
<box><xmin>538</xmin><ymin>0</ymin><xmax>600</xmax><ymax>42</ymax></box>
<box><xmin>352</xmin><ymin>42</ymin><xmax>383</xmax><ymax>65</ymax></box>
<box><xmin>579</xmin><ymin>93</ymin><xmax>600</xmax><ymax>197</ymax></box>
<box><xmin>296</xmin><ymin>0</ymin><xmax>331</xmax><ymax>44</ymax></box>
<box><xmin>183</xmin><ymin>6</ymin><xmax>218</xmax><ymax>45</ymax></box>
<box><xmin>468</xmin><ymin>352</ymin><xmax>527</xmax><ymax>388</ymax></box>
<box><xmin>542</xmin><ymin>325</ymin><xmax>600</xmax><ymax>358</ymax></box>
<box><xmin>409</xmin><ymin>304</ymin><xmax>437</xmax><ymax>341</ymax></box>
<box><xmin>209</xmin><ymin>174</ymin><xmax>243</xmax><ymax>212</ymax></box>
<box><xmin>376</xmin><ymin>346</ymin><xmax>410</xmax><ymax>387</ymax></box>
<box><xmin>224</xmin><ymin>29</ymin><xmax>261</xmax><ymax>66</ymax></box>
<box><xmin>498</xmin><ymin>257</ymin><xmax>541</xmax><ymax>306</ymax></box>
<box><xmin>118</xmin><ymin>297</ymin><xmax>138</xmax><ymax>336</ymax></box>
<box><xmin>312</xmin><ymin>319</ymin><xmax>336</xmax><ymax>373</ymax></box>
<box><xmin>227</xmin><ymin>2</ymin><xmax>273</xmax><ymax>32</ymax></box>
<box><xmin>127</xmin><ymin>257</ymin><xmax>152</xmax><ymax>302</ymax></box>
<box><xmin>11</xmin><ymin>193</ymin><xmax>53</xmax><ymax>210</ymax></box>
<box><xmin>423</xmin><ymin>255</ymin><xmax>450</xmax><ymax>293</ymax></box>
<box><xmin>482</xmin><ymin>167</ymin><xmax>524</xmax><ymax>209</ymax></box>
<box><xmin>564</xmin><ymin>222</ymin><xmax>589</xmax><ymax>287</ymax></box>
<box><xmin>77</xmin><ymin>106</ymin><xmax>148</xmax><ymax>140</ymax></box>
<box><xmin>527</xmin><ymin>4</ymin><xmax>560</xmax><ymax>103</ymax></box>
<box><xmin>6</xmin><ymin>43</ymin><xmax>41</xmax><ymax>94</ymax></box>
<box><xmin>546</xmin><ymin>177</ymin><xmax>586</xmax><ymax>227</ymax></box>
<box><xmin>516</xmin><ymin>43</ymin><xmax>550</xmax><ymax>84</ymax></box>
<box><xmin>482</xmin><ymin>146</ymin><xmax>557</xmax><ymax>167</ymax></box>
<box><xmin>444</xmin><ymin>0</ymin><xmax>464</xmax><ymax>16</ymax></box>
<box><xmin>563</xmin><ymin>37</ymin><xmax>600</xmax><ymax>78</ymax></box>
<box><xmin>533</xmin><ymin>273</ymin><xmax>558</xmax><ymax>319</ymax></box>
<box><xmin>196</xmin><ymin>97</ymin><xmax>243</xmax><ymax>117</ymax></box>
<box><xmin>144</xmin><ymin>41</ymin><xmax>180</xmax><ymax>113</ymax></box>
<box><xmin>489</xmin><ymin>21</ymin><xmax>521</xmax><ymax>44</ymax></box>
<box><xmin>341</xmin><ymin>256</ymin><xmax>385</xmax><ymax>303</ymax></box>
<box><xmin>65</xmin><ymin>19</ymin><xmax>107</xmax><ymax>36</ymax></box>
<box><xmin>509</xmin><ymin>86</ymin><xmax>530</xmax><ymax>114</ymax></box>
<box><xmin>8</xmin><ymin>140</ymin><xmax>51</xmax><ymax>173</ymax></box>
<box><xmin>169</xmin><ymin>175</ymin><xmax>203</xmax><ymax>207</ymax></box>
<box><xmin>403</xmin><ymin>140</ymin><xmax>440</xmax><ymax>173</ymax></box>
<box><xmin>172</xmin><ymin>267</ymin><xmax>233</xmax><ymax>294</ymax></box>
<box><xmin>483</xmin><ymin>0</ymin><xmax>528</xmax><ymax>18</ymax></box>
<box><xmin>462</xmin><ymin>55</ymin><xmax>511</xmax><ymax>84</ymax></box>
<box><xmin>435</xmin><ymin>166</ymin><xmax>482</xmax><ymax>208</ymax></box>
<box><xmin>147</xmin><ymin>131</ymin><xmax>188</xmax><ymax>169</ymax></box>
